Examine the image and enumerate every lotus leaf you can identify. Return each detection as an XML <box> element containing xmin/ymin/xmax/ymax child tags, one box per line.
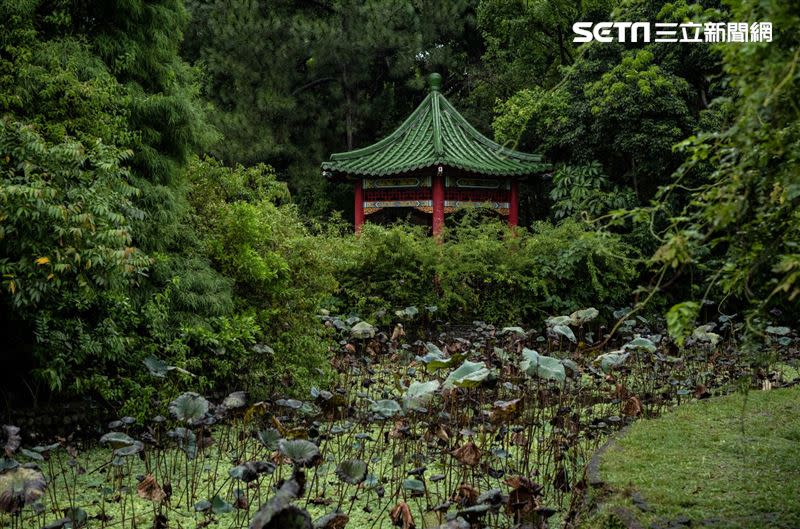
<box><xmin>168</xmin><ymin>428</ymin><xmax>198</xmax><ymax>460</ymax></box>
<box><xmin>765</xmin><ymin>326</ymin><xmax>791</xmax><ymax>336</ymax></box>
<box><xmin>278</xmin><ymin>440</ymin><xmax>320</xmax><ymax>467</ymax></box>
<box><xmin>370</xmin><ymin>399</ymin><xmax>402</xmax><ymax>418</ymax></box>
<box><xmin>2</xmin><ymin>425</ymin><xmax>20</xmax><ymax>457</ymax></box>
<box><xmin>546</xmin><ymin>315</ymin><xmax>571</xmax><ymax>326</ymax></box>
<box><xmin>222</xmin><ymin>391</ymin><xmax>247</xmax><ymax>409</ymax></box>
<box><xmin>250</xmin><ymin>478</ymin><xmax>312</xmax><ymax>529</ymax></box>
<box><xmin>276</xmin><ymin>399</ymin><xmax>304</xmax><ymax>409</ymax></box>
<box><xmin>551</xmin><ymin>324</ymin><xmax>576</xmax><ymax>343</ymax></box>
<box><xmin>256</xmin><ymin>428</ymin><xmax>282</xmax><ymax>451</ymax></box>
<box><xmin>0</xmin><ymin>467</ymin><xmax>46</xmax><ymax>513</ymax></box>
<box><xmin>19</xmin><ymin>448</ymin><xmax>43</xmax><ymax>461</ymax></box>
<box><xmin>520</xmin><ymin>349</ymin><xmax>566</xmax><ymax>382</ymax></box>
<box><xmin>137</xmin><ymin>474</ymin><xmax>166</xmax><ymax>503</ymax></box>
<box><xmin>595</xmin><ymin>351</ymin><xmax>630</xmax><ymax>373</ymax></box>
<box><xmin>443</xmin><ymin>360</ymin><xmax>491</xmax><ymax>389</ymax></box>
<box><xmin>402</xmin><ymin>380</ymin><xmax>440</xmax><ymax>411</ymax></box>
<box><xmin>230</xmin><ymin>461</ymin><xmax>276</xmax><ymax>482</ymax></box>
<box><xmin>350</xmin><ymin>321</ymin><xmax>376</xmax><ymax>339</ymax></box>
<box><xmin>314</xmin><ymin>512</ymin><xmax>349</xmax><ymax>529</ymax></box>
<box><xmin>114</xmin><ymin>441</ymin><xmax>144</xmax><ymax>457</ymax></box>
<box><xmin>395</xmin><ymin>306</ymin><xmax>419</xmax><ymax>320</ymax></box>
<box><xmin>569</xmin><ymin>307</ymin><xmax>599</xmax><ymax>325</ymax></box>
<box><xmin>99</xmin><ymin>432</ymin><xmax>135</xmax><ymax>449</ymax></box>
<box><xmin>211</xmin><ymin>494</ymin><xmax>233</xmax><ymax>514</ymax></box>
<box><xmin>335</xmin><ymin>459</ymin><xmax>367</xmax><ymax>485</ymax></box>
<box><xmin>691</xmin><ymin>325</ymin><xmax>721</xmax><ymax>345</ymax></box>
<box><xmin>624</xmin><ymin>337</ymin><xmax>657</xmax><ymax>353</ymax></box>
<box><xmin>402</xmin><ymin>478</ymin><xmax>425</xmax><ymax>494</ymax></box>
<box><xmin>169</xmin><ymin>392</ymin><xmax>209</xmax><ymax>424</ymax></box>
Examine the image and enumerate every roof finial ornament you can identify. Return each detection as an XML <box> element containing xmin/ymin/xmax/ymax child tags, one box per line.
<box><xmin>428</xmin><ymin>72</ymin><xmax>442</xmax><ymax>92</ymax></box>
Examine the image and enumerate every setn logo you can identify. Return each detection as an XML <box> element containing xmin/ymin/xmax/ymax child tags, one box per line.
<box><xmin>573</xmin><ymin>22</ymin><xmax>651</xmax><ymax>43</ymax></box>
<box><xmin>573</xmin><ymin>21</ymin><xmax>772</xmax><ymax>43</ymax></box>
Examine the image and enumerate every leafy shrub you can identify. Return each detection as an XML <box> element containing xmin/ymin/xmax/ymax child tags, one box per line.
<box><xmin>186</xmin><ymin>157</ymin><xmax>337</xmax><ymax>396</ymax></box>
<box><xmin>331</xmin><ymin>215</ymin><xmax>639</xmax><ymax>324</ymax></box>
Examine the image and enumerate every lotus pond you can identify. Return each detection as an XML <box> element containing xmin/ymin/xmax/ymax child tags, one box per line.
<box><xmin>1</xmin><ymin>311</ymin><xmax>797</xmax><ymax>529</ymax></box>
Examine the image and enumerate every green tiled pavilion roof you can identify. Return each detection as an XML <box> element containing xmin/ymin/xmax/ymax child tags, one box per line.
<box><xmin>322</xmin><ymin>74</ymin><xmax>549</xmax><ymax>179</ymax></box>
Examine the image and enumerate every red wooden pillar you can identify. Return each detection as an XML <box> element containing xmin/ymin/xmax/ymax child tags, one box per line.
<box><xmin>508</xmin><ymin>178</ymin><xmax>519</xmax><ymax>228</ymax></box>
<box><xmin>354</xmin><ymin>178</ymin><xmax>365</xmax><ymax>234</ymax></box>
<box><xmin>432</xmin><ymin>166</ymin><xmax>445</xmax><ymax>237</ymax></box>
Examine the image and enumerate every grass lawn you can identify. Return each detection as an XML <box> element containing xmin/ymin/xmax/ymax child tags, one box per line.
<box><xmin>583</xmin><ymin>385</ymin><xmax>800</xmax><ymax>529</ymax></box>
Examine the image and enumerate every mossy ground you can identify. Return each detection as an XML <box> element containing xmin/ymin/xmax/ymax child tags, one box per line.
<box><xmin>582</xmin><ymin>385</ymin><xmax>800</xmax><ymax>529</ymax></box>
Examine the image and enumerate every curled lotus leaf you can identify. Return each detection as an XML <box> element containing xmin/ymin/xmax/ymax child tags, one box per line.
<box><xmin>457</xmin><ymin>504</ymin><xmax>492</xmax><ymax>519</ymax></box>
<box><xmin>313</xmin><ymin>511</ymin><xmax>349</xmax><ymax>529</ymax></box>
<box><xmin>499</xmin><ymin>327</ymin><xmax>526</xmax><ymax>336</ymax></box>
<box><xmin>250</xmin><ymin>478</ymin><xmax>311</xmax><ymax>529</ymax></box>
<box><xmin>99</xmin><ymin>432</ymin><xmax>135</xmax><ymax>449</ymax></box>
<box><xmin>256</xmin><ymin>428</ymin><xmax>282</xmax><ymax>451</ymax></box>
<box><xmin>415</xmin><ymin>344</ymin><xmax>461</xmax><ymax>372</ymax></box>
<box><xmin>211</xmin><ymin>494</ymin><xmax>233</xmax><ymax>514</ymax></box>
<box><xmin>252</xmin><ymin>343</ymin><xmax>275</xmax><ymax>355</ymax></box>
<box><xmin>402</xmin><ymin>478</ymin><xmax>425</xmax><ymax>495</ymax></box>
<box><xmin>370</xmin><ymin>399</ymin><xmax>402</xmax><ymax>418</ymax></box>
<box><xmin>350</xmin><ymin>321</ymin><xmax>376</xmax><ymax>340</ymax></box>
<box><xmin>137</xmin><ymin>474</ymin><xmax>166</xmax><ymax>503</ymax></box>
<box><xmin>443</xmin><ymin>360</ymin><xmax>491</xmax><ymax>389</ymax></box>
<box><xmin>451</xmin><ymin>442</ymin><xmax>482</xmax><ymax>466</ymax></box>
<box><xmin>520</xmin><ymin>349</ymin><xmax>566</xmax><ymax>382</ymax></box>
<box><xmin>765</xmin><ymin>326</ymin><xmax>791</xmax><ymax>336</ymax></box>
<box><xmin>62</xmin><ymin>507</ymin><xmax>88</xmax><ymax>529</ymax></box>
<box><xmin>545</xmin><ymin>315</ymin><xmax>571</xmax><ymax>327</ymax></box>
<box><xmin>569</xmin><ymin>307</ymin><xmax>599</xmax><ymax>325</ymax></box>
<box><xmin>230</xmin><ymin>461</ymin><xmax>277</xmax><ymax>482</ymax></box>
<box><xmin>169</xmin><ymin>392</ymin><xmax>209</xmax><ymax>424</ymax></box>
<box><xmin>143</xmin><ymin>355</ymin><xmax>170</xmax><ymax>377</ymax></box>
<box><xmin>561</xmin><ymin>359</ymin><xmax>580</xmax><ymax>377</ymax></box>
<box><xmin>595</xmin><ymin>351</ymin><xmax>630</xmax><ymax>373</ymax></box>
<box><xmin>114</xmin><ymin>440</ymin><xmax>144</xmax><ymax>457</ymax></box>
<box><xmin>222</xmin><ymin>391</ymin><xmax>247</xmax><ymax>409</ymax></box>
<box><xmin>402</xmin><ymin>380</ymin><xmax>440</xmax><ymax>411</ymax></box>
<box><xmin>551</xmin><ymin>324</ymin><xmax>576</xmax><ymax>343</ymax></box>
<box><xmin>31</xmin><ymin>443</ymin><xmax>59</xmax><ymax>455</ymax></box>
<box><xmin>335</xmin><ymin>459</ymin><xmax>368</xmax><ymax>485</ymax></box>
<box><xmin>19</xmin><ymin>448</ymin><xmax>43</xmax><ymax>461</ymax></box>
<box><xmin>490</xmin><ymin>399</ymin><xmax>522</xmax><ymax>422</ymax></box>
<box><xmin>168</xmin><ymin>428</ymin><xmax>197</xmax><ymax>460</ymax></box>
<box><xmin>278</xmin><ymin>439</ymin><xmax>320</xmax><ymax>467</ymax></box>
<box><xmin>691</xmin><ymin>325</ymin><xmax>721</xmax><ymax>346</ymax></box>
<box><xmin>0</xmin><ymin>459</ymin><xmax>19</xmax><ymax>472</ymax></box>
<box><xmin>434</xmin><ymin>518</ymin><xmax>469</xmax><ymax>529</ymax></box>
<box><xmin>0</xmin><ymin>467</ymin><xmax>47</xmax><ymax>513</ymax></box>
<box><xmin>390</xmin><ymin>501</ymin><xmax>415</xmax><ymax>529</ymax></box>
<box><xmin>298</xmin><ymin>402</ymin><xmax>322</xmax><ymax>417</ymax></box>
<box><xmin>143</xmin><ymin>355</ymin><xmax>193</xmax><ymax>378</ymax></box>
<box><xmin>395</xmin><ymin>306</ymin><xmax>419</xmax><ymax>320</ymax></box>
<box><xmin>477</xmin><ymin>488</ymin><xmax>505</xmax><ymax>506</ymax></box>
<box><xmin>276</xmin><ymin>398</ymin><xmax>304</xmax><ymax>410</ymax></box>
<box><xmin>2</xmin><ymin>425</ymin><xmax>21</xmax><ymax>457</ymax></box>
<box><xmin>624</xmin><ymin>337</ymin><xmax>657</xmax><ymax>353</ymax></box>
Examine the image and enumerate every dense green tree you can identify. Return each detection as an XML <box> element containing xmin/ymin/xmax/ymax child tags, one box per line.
<box><xmin>493</xmin><ymin>0</ymin><xmax>726</xmax><ymax>208</ymax></box>
<box><xmin>183</xmin><ymin>0</ymin><xmax>482</xmax><ymax>215</ymax></box>
<box><xmin>0</xmin><ymin>0</ymin><xmax>233</xmax><ymax>406</ymax></box>
<box><xmin>641</xmin><ymin>0</ymin><xmax>800</xmax><ymax>337</ymax></box>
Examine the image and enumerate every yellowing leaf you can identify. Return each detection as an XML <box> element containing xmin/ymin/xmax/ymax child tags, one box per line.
<box><xmin>35</xmin><ymin>257</ymin><xmax>50</xmax><ymax>265</ymax></box>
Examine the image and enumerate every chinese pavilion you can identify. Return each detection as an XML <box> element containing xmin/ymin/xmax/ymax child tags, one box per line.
<box><xmin>321</xmin><ymin>73</ymin><xmax>549</xmax><ymax>235</ymax></box>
